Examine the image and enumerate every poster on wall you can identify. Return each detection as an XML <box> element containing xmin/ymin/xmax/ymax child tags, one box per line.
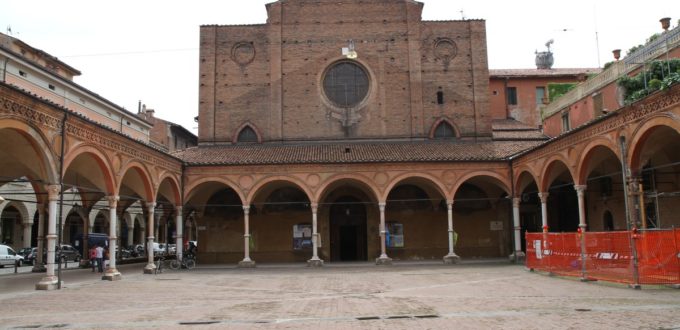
<box><xmin>386</xmin><ymin>222</ymin><xmax>404</xmax><ymax>248</ymax></box>
<box><xmin>293</xmin><ymin>223</ymin><xmax>313</xmax><ymax>250</ymax></box>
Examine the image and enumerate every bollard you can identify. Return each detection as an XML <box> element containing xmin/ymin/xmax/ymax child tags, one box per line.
<box><xmin>14</xmin><ymin>259</ymin><xmax>18</xmax><ymax>274</ymax></box>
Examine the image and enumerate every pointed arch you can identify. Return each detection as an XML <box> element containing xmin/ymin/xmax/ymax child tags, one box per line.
<box><xmin>428</xmin><ymin>117</ymin><xmax>460</xmax><ymax>139</ymax></box>
<box><xmin>232</xmin><ymin>122</ymin><xmax>263</xmax><ymax>144</ymax></box>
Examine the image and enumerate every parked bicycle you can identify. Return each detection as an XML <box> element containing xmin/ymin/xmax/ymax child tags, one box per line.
<box><xmin>170</xmin><ymin>253</ymin><xmax>196</xmax><ymax>270</ymax></box>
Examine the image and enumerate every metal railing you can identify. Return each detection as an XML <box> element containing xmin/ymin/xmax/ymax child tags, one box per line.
<box><xmin>542</xmin><ymin>25</ymin><xmax>680</xmax><ymax>120</ymax></box>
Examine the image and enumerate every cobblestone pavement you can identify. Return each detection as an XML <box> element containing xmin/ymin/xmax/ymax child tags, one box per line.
<box><xmin>1</xmin><ymin>261</ymin><xmax>679</xmax><ymax>329</ymax></box>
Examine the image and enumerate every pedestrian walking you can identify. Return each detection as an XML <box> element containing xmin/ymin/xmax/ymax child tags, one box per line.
<box><xmin>89</xmin><ymin>245</ymin><xmax>97</xmax><ymax>272</ymax></box>
<box><xmin>95</xmin><ymin>245</ymin><xmax>104</xmax><ymax>273</ymax></box>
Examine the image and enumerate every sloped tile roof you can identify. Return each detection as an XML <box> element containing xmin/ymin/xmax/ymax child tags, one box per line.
<box><xmin>491</xmin><ymin>119</ymin><xmax>548</xmax><ymax>141</ymax></box>
<box><xmin>174</xmin><ymin>140</ymin><xmax>544</xmax><ymax>166</ymax></box>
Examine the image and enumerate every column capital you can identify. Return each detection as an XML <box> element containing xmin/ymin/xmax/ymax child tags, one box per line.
<box><xmin>146</xmin><ymin>202</ymin><xmax>156</xmax><ymax>211</ymax></box>
<box><xmin>538</xmin><ymin>192</ymin><xmax>549</xmax><ymax>203</ymax></box>
<box><xmin>107</xmin><ymin>195</ymin><xmax>120</xmax><ymax>208</ymax></box>
<box><xmin>574</xmin><ymin>185</ymin><xmax>587</xmax><ymax>193</ymax></box>
<box><xmin>175</xmin><ymin>205</ymin><xmax>183</xmax><ymax>214</ymax></box>
<box><xmin>310</xmin><ymin>203</ymin><xmax>318</xmax><ymax>212</ymax></box>
<box><xmin>378</xmin><ymin>202</ymin><xmax>386</xmax><ymax>210</ymax></box>
<box><xmin>512</xmin><ymin>197</ymin><xmax>521</xmax><ymax>208</ymax></box>
<box><xmin>243</xmin><ymin>205</ymin><xmax>250</xmax><ymax>214</ymax></box>
<box><xmin>46</xmin><ymin>185</ymin><xmax>61</xmax><ymax>201</ymax></box>
<box><xmin>447</xmin><ymin>201</ymin><xmax>454</xmax><ymax>210</ymax></box>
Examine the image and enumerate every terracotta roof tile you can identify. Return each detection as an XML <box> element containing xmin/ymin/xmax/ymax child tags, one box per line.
<box><xmin>491</xmin><ymin>119</ymin><xmax>548</xmax><ymax>141</ymax></box>
<box><xmin>174</xmin><ymin>140</ymin><xmax>544</xmax><ymax>166</ymax></box>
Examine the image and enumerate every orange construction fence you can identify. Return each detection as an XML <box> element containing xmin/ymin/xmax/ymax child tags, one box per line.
<box><xmin>526</xmin><ymin>228</ymin><xmax>680</xmax><ymax>286</ymax></box>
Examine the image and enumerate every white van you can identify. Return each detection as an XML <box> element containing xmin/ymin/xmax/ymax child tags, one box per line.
<box><xmin>0</xmin><ymin>244</ymin><xmax>24</xmax><ymax>267</ymax></box>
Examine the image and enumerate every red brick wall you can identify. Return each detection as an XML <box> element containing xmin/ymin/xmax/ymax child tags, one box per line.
<box><xmin>198</xmin><ymin>0</ymin><xmax>490</xmax><ymax>143</ymax></box>
<box><xmin>490</xmin><ymin>76</ymin><xmax>585</xmax><ymax>128</ymax></box>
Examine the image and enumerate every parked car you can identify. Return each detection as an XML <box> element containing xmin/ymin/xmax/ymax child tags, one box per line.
<box><xmin>43</xmin><ymin>244</ymin><xmax>82</xmax><ymax>263</ymax></box>
<box><xmin>0</xmin><ymin>244</ymin><xmax>24</xmax><ymax>267</ymax></box>
<box><xmin>18</xmin><ymin>247</ymin><xmax>38</xmax><ymax>265</ymax></box>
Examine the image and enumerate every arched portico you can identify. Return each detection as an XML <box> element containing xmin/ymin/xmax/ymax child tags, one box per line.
<box><xmin>627</xmin><ymin>117</ymin><xmax>680</xmax><ymax>229</ymax></box>
<box><xmin>316</xmin><ymin>176</ymin><xmax>381</xmax><ymax>263</ymax></box>
<box><xmin>247</xmin><ymin>179</ymin><xmax>313</xmax><ymax>264</ymax></box>
<box><xmin>184</xmin><ymin>181</ymin><xmax>245</xmax><ymax>264</ymax></box>
<box><xmin>450</xmin><ymin>174</ymin><xmax>512</xmax><ymax>258</ymax></box>
<box><xmin>383</xmin><ymin>175</ymin><xmax>449</xmax><ymax>262</ymax></box>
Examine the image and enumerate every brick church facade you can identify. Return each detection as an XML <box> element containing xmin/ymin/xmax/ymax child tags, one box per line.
<box><xmin>2</xmin><ymin>0</ymin><xmax>680</xmax><ymax>289</ymax></box>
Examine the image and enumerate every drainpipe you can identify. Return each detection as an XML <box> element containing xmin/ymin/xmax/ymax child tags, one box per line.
<box><xmin>56</xmin><ymin>112</ymin><xmax>68</xmax><ymax>289</ymax></box>
<box><xmin>619</xmin><ymin>136</ymin><xmax>640</xmax><ymax>289</ymax></box>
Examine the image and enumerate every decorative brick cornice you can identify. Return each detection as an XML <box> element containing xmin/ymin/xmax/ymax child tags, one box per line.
<box><xmin>515</xmin><ymin>85</ymin><xmax>680</xmax><ymax>165</ymax></box>
<box><xmin>1</xmin><ymin>96</ymin><xmax>63</xmax><ymax>130</ymax></box>
<box><xmin>1</xmin><ymin>88</ymin><xmax>182</xmax><ymax>174</ymax></box>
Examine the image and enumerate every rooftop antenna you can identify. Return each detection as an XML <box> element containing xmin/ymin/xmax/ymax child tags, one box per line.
<box><xmin>460</xmin><ymin>9</ymin><xmax>466</xmax><ymax>20</ymax></box>
<box><xmin>6</xmin><ymin>25</ymin><xmax>12</xmax><ymax>35</ymax></box>
<box><xmin>593</xmin><ymin>4</ymin><xmax>601</xmax><ymax>67</ymax></box>
<box><xmin>545</xmin><ymin>39</ymin><xmax>554</xmax><ymax>52</ymax></box>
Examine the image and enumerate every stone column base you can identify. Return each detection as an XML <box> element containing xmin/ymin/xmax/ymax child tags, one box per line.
<box><xmin>375</xmin><ymin>256</ymin><xmax>392</xmax><ymax>266</ymax></box>
<box><xmin>509</xmin><ymin>251</ymin><xmax>526</xmax><ymax>263</ymax></box>
<box><xmin>35</xmin><ymin>276</ymin><xmax>60</xmax><ymax>290</ymax></box>
<box><xmin>102</xmin><ymin>269</ymin><xmax>122</xmax><ymax>281</ymax></box>
<box><xmin>143</xmin><ymin>263</ymin><xmax>157</xmax><ymax>274</ymax></box>
<box><xmin>238</xmin><ymin>260</ymin><xmax>257</xmax><ymax>268</ymax></box>
<box><xmin>31</xmin><ymin>265</ymin><xmax>46</xmax><ymax>273</ymax></box>
<box><xmin>443</xmin><ymin>253</ymin><xmax>461</xmax><ymax>264</ymax></box>
<box><xmin>307</xmin><ymin>258</ymin><xmax>324</xmax><ymax>267</ymax></box>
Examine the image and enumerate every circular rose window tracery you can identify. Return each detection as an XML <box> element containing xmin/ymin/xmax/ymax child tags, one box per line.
<box><xmin>322</xmin><ymin>61</ymin><xmax>369</xmax><ymax>108</ymax></box>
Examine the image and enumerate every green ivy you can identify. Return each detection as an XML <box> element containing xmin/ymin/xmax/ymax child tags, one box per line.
<box><xmin>618</xmin><ymin>59</ymin><xmax>680</xmax><ymax>104</ymax></box>
<box><xmin>547</xmin><ymin>83</ymin><xmax>576</xmax><ymax>102</ymax></box>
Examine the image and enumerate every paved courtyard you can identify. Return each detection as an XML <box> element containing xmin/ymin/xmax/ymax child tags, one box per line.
<box><xmin>1</xmin><ymin>261</ymin><xmax>679</xmax><ymax>329</ymax></box>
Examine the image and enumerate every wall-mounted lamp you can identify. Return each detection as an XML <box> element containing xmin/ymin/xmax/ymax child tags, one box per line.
<box><xmin>612</xmin><ymin>49</ymin><xmax>621</xmax><ymax>61</ymax></box>
<box><xmin>342</xmin><ymin>40</ymin><xmax>358</xmax><ymax>59</ymax></box>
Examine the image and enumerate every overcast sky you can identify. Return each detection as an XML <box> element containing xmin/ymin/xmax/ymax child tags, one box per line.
<box><xmin>1</xmin><ymin>0</ymin><xmax>678</xmax><ymax>134</ymax></box>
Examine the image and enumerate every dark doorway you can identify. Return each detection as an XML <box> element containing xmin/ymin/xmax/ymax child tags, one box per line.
<box><xmin>330</xmin><ymin>196</ymin><xmax>367</xmax><ymax>261</ymax></box>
